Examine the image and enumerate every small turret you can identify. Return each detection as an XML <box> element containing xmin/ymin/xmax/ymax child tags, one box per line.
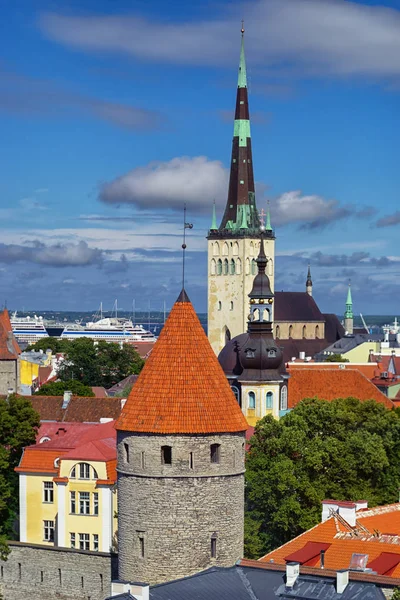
<box><xmin>306</xmin><ymin>264</ymin><xmax>312</xmax><ymax>296</ymax></box>
<box><xmin>344</xmin><ymin>282</ymin><xmax>353</xmax><ymax>335</ymax></box>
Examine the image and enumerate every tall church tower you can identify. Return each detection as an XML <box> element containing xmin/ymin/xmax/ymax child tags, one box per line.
<box><xmin>116</xmin><ymin>289</ymin><xmax>247</xmax><ymax>585</ymax></box>
<box><xmin>207</xmin><ymin>27</ymin><xmax>275</xmax><ymax>355</ymax></box>
<box><xmin>344</xmin><ymin>282</ymin><xmax>354</xmax><ymax>335</ymax></box>
<box><xmin>306</xmin><ymin>264</ymin><xmax>313</xmax><ymax>296</ymax></box>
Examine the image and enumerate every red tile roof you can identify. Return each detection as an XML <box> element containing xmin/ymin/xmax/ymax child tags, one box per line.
<box><xmin>288</xmin><ymin>362</ymin><xmax>382</xmax><ymax>380</ymax></box>
<box><xmin>117</xmin><ymin>292</ymin><xmax>248</xmax><ymax>434</ymax></box>
<box><xmin>0</xmin><ymin>309</ymin><xmax>21</xmax><ymax>360</ymax></box>
<box><xmin>15</xmin><ymin>448</ymin><xmax>67</xmax><ymax>474</ymax></box>
<box><xmin>288</xmin><ymin>368</ymin><xmax>393</xmax><ymax>409</ymax></box>
<box><xmin>260</xmin><ymin>503</ymin><xmax>400</xmax><ymax>578</ymax></box>
<box><xmin>26</xmin><ymin>395</ymin><xmax>123</xmax><ymax>422</ymax></box>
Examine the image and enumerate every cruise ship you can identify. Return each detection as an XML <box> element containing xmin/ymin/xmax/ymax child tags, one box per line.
<box><xmin>61</xmin><ymin>317</ymin><xmax>157</xmax><ymax>343</ymax></box>
<box><xmin>11</xmin><ymin>313</ymin><xmax>49</xmax><ymax>343</ymax></box>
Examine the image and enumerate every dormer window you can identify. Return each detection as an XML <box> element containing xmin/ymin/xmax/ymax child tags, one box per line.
<box><xmin>245</xmin><ymin>348</ymin><xmax>256</xmax><ymax>359</ymax></box>
<box><xmin>268</xmin><ymin>349</ymin><xmax>276</xmax><ymax>358</ymax></box>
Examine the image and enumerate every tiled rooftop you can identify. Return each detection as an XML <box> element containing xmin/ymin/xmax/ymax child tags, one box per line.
<box><xmin>117</xmin><ymin>291</ymin><xmax>248</xmax><ymax>434</ymax></box>
<box><xmin>260</xmin><ymin>502</ymin><xmax>400</xmax><ymax>577</ymax></box>
<box><xmin>288</xmin><ymin>368</ymin><xmax>393</xmax><ymax>409</ymax></box>
<box><xmin>0</xmin><ymin>309</ymin><xmax>20</xmax><ymax>360</ymax></box>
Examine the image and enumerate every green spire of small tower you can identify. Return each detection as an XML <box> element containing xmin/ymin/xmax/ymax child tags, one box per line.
<box><xmin>239</xmin><ymin>205</ymin><xmax>248</xmax><ymax>229</ymax></box>
<box><xmin>345</xmin><ymin>282</ymin><xmax>353</xmax><ymax>319</ymax></box>
<box><xmin>238</xmin><ymin>22</ymin><xmax>247</xmax><ymax>89</ymax></box>
<box><xmin>265</xmin><ymin>201</ymin><xmax>272</xmax><ymax>231</ymax></box>
<box><xmin>211</xmin><ymin>201</ymin><xmax>217</xmax><ymax>231</ymax></box>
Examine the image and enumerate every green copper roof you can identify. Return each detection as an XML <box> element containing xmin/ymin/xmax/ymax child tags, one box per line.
<box><xmin>265</xmin><ymin>205</ymin><xmax>272</xmax><ymax>231</ymax></box>
<box><xmin>239</xmin><ymin>205</ymin><xmax>248</xmax><ymax>229</ymax></box>
<box><xmin>234</xmin><ymin>119</ymin><xmax>251</xmax><ymax>147</ymax></box>
<box><xmin>345</xmin><ymin>284</ymin><xmax>353</xmax><ymax>319</ymax></box>
<box><xmin>238</xmin><ymin>34</ymin><xmax>247</xmax><ymax>89</ymax></box>
<box><xmin>211</xmin><ymin>201</ymin><xmax>217</xmax><ymax>230</ymax></box>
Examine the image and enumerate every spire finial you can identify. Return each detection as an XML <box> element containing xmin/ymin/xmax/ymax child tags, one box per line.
<box><xmin>181</xmin><ymin>204</ymin><xmax>193</xmax><ymax>292</ymax></box>
<box><xmin>265</xmin><ymin>200</ymin><xmax>272</xmax><ymax>231</ymax></box>
<box><xmin>241</xmin><ymin>20</ymin><xmax>245</xmax><ymax>36</ymax></box>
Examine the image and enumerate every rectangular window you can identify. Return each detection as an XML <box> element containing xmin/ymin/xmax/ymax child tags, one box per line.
<box><xmin>93</xmin><ymin>492</ymin><xmax>99</xmax><ymax>515</ymax></box>
<box><xmin>79</xmin><ymin>463</ymin><xmax>90</xmax><ymax>479</ymax></box>
<box><xmin>70</xmin><ymin>491</ymin><xmax>76</xmax><ymax>514</ymax></box>
<box><xmin>43</xmin><ymin>520</ymin><xmax>55</xmax><ymax>542</ymax></box>
<box><xmin>189</xmin><ymin>452</ymin><xmax>194</xmax><ymax>469</ymax></box>
<box><xmin>161</xmin><ymin>445</ymin><xmax>172</xmax><ymax>465</ymax></box>
<box><xmin>141</xmin><ymin>451</ymin><xmax>146</xmax><ymax>469</ymax></box>
<box><xmin>93</xmin><ymin>534</ymin><xmax>99</xmax><ymax>551</ymax></box>
<box><xmin>211</xmin><ymin>536</ymin><xmax>217</xmax><ymax>558</ymax></box>
<box><xmin>79</xmin><ymin>492</ymin><xmax>90</xmax><ymax>515</ymax></box>
<box><xmin>70</xmin><ymin>532</ymin><xmax>75</xmax><ymax>548</ymax></box>
<box><xmin>139</xmin><ymin>536</ymin><xmax>145</xmax><ymax>558</ymax></box>
<box><xmin>43</xmin><ymin>481</ymin><xmax>54</xmax><ymax>503</ymax></box>
<box><xmin>79</xmin><ymin>533</ymin><xmax>90</xmax><ymax>551</ymax></box>
<box><xmin>210</xmin><ymin>444</ymin><xmax>221</xmax><ymax>464</ymax></box>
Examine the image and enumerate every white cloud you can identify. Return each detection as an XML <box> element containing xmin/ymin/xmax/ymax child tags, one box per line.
<box><xmin>99</xmin><ymin>156</ymin><xmax>229</xmax><ymax>213</ymax></box>
<box><xmin>272</xmin><ymin>190</ymin><xmax>351</xmax><ymax>229</ymax></box>
<box><xmin>0</xmin><ymin>240</ymin><xmax>103</xmax><ymax>267</ymax></box>
<box><xmin>39</xmin><ymin>0</ymin><xmax>400</xmax><ymax>80</ymax></box>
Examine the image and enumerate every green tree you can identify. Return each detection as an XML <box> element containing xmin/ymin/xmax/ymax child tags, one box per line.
<box><xmin>392</xmin><ymin>588</ymin><xmax>400</xmax><ymax>600</ymax></box>
<box><xmin>245</xmin><ymin>398</ymin><xmax>400</xmax><ymax>557</ymax></box>
<box><xmin>57</xmin><ymin>338</ymin><xmax>144</xmax><ymax>388</ymax></box>
<box><xmin>26</xmin><ymin>337</ymin><xmax>70</xmax><ymax>354</ymax></box>
<box><xmin>0</xmin><ymin>395</ymin><xmax>40</xmax><ymax>559</ymax></box>
<box><xmin>34</xmin><ymin>380</ymin><xmax>95</xmax><ymax>397</ymax></box>
<box><xmin>324</xmin><ymin>354</ymin><xmax>349</xmax><ymax>363</ymax></box>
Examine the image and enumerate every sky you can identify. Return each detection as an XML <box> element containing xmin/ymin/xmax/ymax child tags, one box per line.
<box><xmin>1</xmin><ymin>0</ymin><xmax>400</xmax><ymax>316</ymax></box>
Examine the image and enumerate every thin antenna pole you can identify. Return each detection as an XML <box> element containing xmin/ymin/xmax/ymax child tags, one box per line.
<box><xmin>182</xmin><ymin>204</ymin><xmax>193</xmax><ymax>290</ymax></box>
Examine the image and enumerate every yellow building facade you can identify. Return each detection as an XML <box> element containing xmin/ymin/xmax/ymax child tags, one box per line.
<box><xmin>16</xmin><ymin>422</ymin><xmax>117</xmax><ymax>553</ymax></box>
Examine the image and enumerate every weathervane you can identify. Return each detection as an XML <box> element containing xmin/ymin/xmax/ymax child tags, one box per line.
<box><xmin>241</xmin><ymin>19</ymin><xmax>245</xmax><ymax>35</ymax></box>
<box><xmin>182</xmin><ymin>204</ymin><xmax>193</xmax><ymax>290</ymax></box>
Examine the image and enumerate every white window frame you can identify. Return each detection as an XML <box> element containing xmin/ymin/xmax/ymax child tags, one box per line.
<box><xmin>70</xmin><ymin>532</ymin><xmax>76</xmax><ymax>548</ymax></box>
<box><xmin>70</xmin><ymin>491</ymin><xmax>76</xmax><ymax>514</ymax></box>
<box><xmin>43</xmin><ymin>520</ymin><xmax>54</xmax><ymax>542</ymax></box>
<box><xmin>79</xmin><ymin>492</ymin><xmax>90</xmax><ymax>515</ymax></box>
<box><xmin>79</xmin><ymin>533</ymin><xmax>90</xmax><ymax>551</ymax></box>
<box><xmin>280</xmin><ymin>385</ymin><xmax>288</xmax><ymax>411</ymax></box>
<box><xmin>248</xmin><ymin>391</ymin><xmax>256</xmax><ymax>409</ymax></box>
<box><xmin>93</xmin><ymin>534</ymin><xmax>99</xmax><ymax>552</ymax></box>
<box><xmin>43</xmin><ymin>481</ymin><xmax>54</xmax><ymax>503</ymax></box>
<box><xmin>93</xmin><ymin>492</ymin><xmax>99</xmax><ymax>516</ymax></box>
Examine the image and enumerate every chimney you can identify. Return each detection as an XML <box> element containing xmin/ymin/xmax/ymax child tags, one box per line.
<box><xmin>62</xmin><ymin>390</ymin><xmax>72</xmax><ymax>409</ymax></box>
<box><xmin>336</xmin><ymin>570</ymin><xmax>349</xmax><ymax>594</ymax></box>
<box><xmin>111</xmin><ymin>581</ymin><xmax>149</xmax><ymax>600</ymax></box>
<box><xmin>286</xmin><ymin>562</ymin><xmax>299</xmax><ymax>588</ymax></box>
<box><xmin>320</xmin><ymin>549</ymin><xmax>325</xmax><ymax>569</ymax></box>
<box><xmin>299</xmin><ymin>351</ymin><xmax>306</xmax><ymax>361</ymax></box>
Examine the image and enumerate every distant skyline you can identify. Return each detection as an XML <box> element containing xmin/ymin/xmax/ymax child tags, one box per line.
<box><xmin>1</xmin><ymin>0</ymin><xmax>400</xmax><ymax>315</ymax></box>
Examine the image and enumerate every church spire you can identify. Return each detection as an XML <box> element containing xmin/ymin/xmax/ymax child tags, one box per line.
<box><xmin>344</xmin><ymin>281</ymin><xmax>354</xmax><ymax>335</ymax></box>
<box><xmin>217</xmin><ymin>26</ymin><xmax>262</xmax><ymax>235</ymax></box>
<box><xmin>306</xmin><ymin>264</ymin><xmax>312</xmax><ymax>296</ymax></box>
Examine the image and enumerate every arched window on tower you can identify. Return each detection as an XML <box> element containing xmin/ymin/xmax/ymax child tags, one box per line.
<box><xmin>245</xmin><ymin>258</ymin><xmax>250</xmax><ymax>275</ymax></box>
<box><xmin>230</xmin><ymin>301</ymin><xmax>234</xmax><ymax>311</ymax></box>
<box><xmin>210</xmin><ymin>259</ymin><xmax>216</xmax><ymax>275</ymax></box>
<box><xmin>280</xmin><ymin>386</ymin><xmax>288</xmax><ymax>411</ymax></box>
<box><xmin>268</xmin><ymin>258</ymin><xmax>273</xmax><ymax>276</ymax></box>
<box><xmin>249</xmin><ymin>241</ymin><xmax>254</xmax><ymax>256</ymax></box>
<box><xmin>251</xmin><ymin>259</ymin><xmax>257</xmax><ymax>275</ymax></box>
<box><xmin>266</xmin><ymin>392</ymin><xmax>273</xmax><ymax>410</ymax></box>
<box><xmin>289</xmin><ymin>325</ymin><xmax>293</xmax><ymax>338</ymax></box>
<box><xmin>233</xmin><ymin>242</ymin><xmax>239</xmax><ymax>256</ymax></box>
<box><xmin>275</xmin><ymin>325</ymin><xmax>280</xmax><ymax>338</ymax></box>
<box><xmin>236</xmin><ymin>258</ymin><xmax>242</xmax><ymax>274</ymax></box>
<box><xmin>302</xmin><ymin>325</ymin><xmax>307</xmax><ymax>339</ymax></box>
<box><xmin>315</xmin><ymin>325</ymin><xmax>320</xmax><ymax>339</ymax></box>
<box><xmin>230</xmin><ymin>259</ymin><xmax>236</xmax><ymax>275</ymax></box>
<box><xmin>224</xmin><ymin>259</ymin><xmax>229</xmax><ymax>275</ymax></box>
<box><xmin>213</xmin><ymin>242</ymin><xmax>220</xmax><ymax>256</ymax></box>
<box><xmin>217</xmin><ymin>259</ymin><xmax>222</xmax><ymax>275</ymax></box>
<box><xmin>223</xmin><ymin>242</ymin><xmax>229</xmax><ymax>256</ymax></box>
<box><xmin>248</xmin><ymin>391</ymin><xmax>256</xmax><ymax>409</ymax></box>
<box><xmin>231</xmin><ymin>386</ymin><xmax>241</xmax><ymax>408</ymax></box>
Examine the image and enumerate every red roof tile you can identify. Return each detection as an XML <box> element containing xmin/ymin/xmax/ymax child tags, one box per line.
<box><xmin>288</xmin><ymin>368</ymin><xmax>393</xmax><ymax>409</ymax></box>
<box><xmin>15</xmin><ymin>448</ymin><xmax>67</xmax><ymax>473</ymax></box>
<box><xmin>284</xmin><ymin>541</ymin><xmax>331</xmax><ymax>565</ymax></box>
<box><xmin>288</xmin><ymin>362</ymin><xmax>381</xmax><ymax>380</ymax></box>
<box><xmin>261</xmin><ymin>503</ymin><xmax>400</xmax><ymax>578</ymax></box>
<box><xmin>0</xmin><ymin>309</ymin><xmax>20</xmax><ymax>360</ymax></box>
<box><xmin>116</xmin><ymin>292</ymin><xmax>248</xmax><ymax>434</ymax></box>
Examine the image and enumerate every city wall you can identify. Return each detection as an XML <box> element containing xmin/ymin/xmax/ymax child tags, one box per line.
<box><xmin>0</xmin><ymin>541</ymin><xmax>117</xmax><ymax>600</ymax></box>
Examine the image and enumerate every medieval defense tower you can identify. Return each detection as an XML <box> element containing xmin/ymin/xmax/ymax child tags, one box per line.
<box><xmin>208</xmin><ymin>27</ymin><xmax>275</xmax><ymax>355</ymax></box>
<box><xmin>116</xmin><ymin>289</ymin><xmax>248</xmax><ymax>585</ymax></box>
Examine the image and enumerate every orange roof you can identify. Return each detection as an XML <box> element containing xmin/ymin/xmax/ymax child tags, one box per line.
<box><xmin>260</xmin><ymin>503</ymin><xmax>400</xmax><ymax>577</ymax></box>
<box><xmin>288</xmin><ymin>362</ymin><xmax>382</xmax><ymax>380</ymax></box>
<box><xmin>288</xmin><ymin>368</ymin><xmax>393</xmax><ymax>409</ymax></box>
<box><xmin>0</xmin><ymin>309</ymin><xmax>20</xmax><ymax>360</ymax></box>
<box><xmin>116</xmin><ymin>290</ymin><xmax>248</xmax><ymax>434</ymax></box>
<box><xmin>16</xmin><ymin>448</ymin><xmax>67</xmax><ymax>473</ymax></box>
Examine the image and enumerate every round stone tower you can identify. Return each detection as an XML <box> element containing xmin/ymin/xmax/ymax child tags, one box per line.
<box><xmin>116</xmin><ymin>289</ymin><xmax>248</xmax><ymax>585</ymax></box>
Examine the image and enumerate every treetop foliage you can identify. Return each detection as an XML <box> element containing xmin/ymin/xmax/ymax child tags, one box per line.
<box><xmin>34</xmin><ymin>380</ymin><xmax>95</xmax><ymax>397</ymax></box>
<box><xmin>245</xmin><ymin>397</ymin><xmax>400</xmax><ymax>557</ymax></box>
<box><xmin>0</xmin><ymin>395</ymin><xmax>40</xmax><ymax>559</ymax></box>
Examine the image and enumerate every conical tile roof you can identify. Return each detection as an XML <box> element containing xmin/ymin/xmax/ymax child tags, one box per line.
<box><xmin>116</xmin><ymin>290</ymin><xmax>248</xmax><ymax>434</ymax></box>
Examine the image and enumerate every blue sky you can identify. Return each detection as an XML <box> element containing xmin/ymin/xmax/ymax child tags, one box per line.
<box><xmin>1</xmin><ymin>0</ymin><xmax>400</xmax><ymax>316</ymax></box>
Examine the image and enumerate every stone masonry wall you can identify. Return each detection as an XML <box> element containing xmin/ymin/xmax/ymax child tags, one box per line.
<box><xmin>0</xmin><ymin>359</ymin><xmax>19</xmax><ymax>395</ymax></box>
<box><xmin>117</xmin><ymin>431</ymin><xmax>245</xmax><ymax>585</ymax></box>
<box><xmin>0</xmin><ymin>542</ymin><xmax>117</xmax><ymax>600</ymax></box>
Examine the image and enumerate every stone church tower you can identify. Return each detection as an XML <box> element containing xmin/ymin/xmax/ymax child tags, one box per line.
<box><xmin>116</xmin><ymin>289</ymin><xmax>248</xmax><ymax>585</ymax></box>
<box><xmin>208</xmin><ymin>28</ymin><xmax>275</xmax><ymax>355</ymax></box>
<box><xmin>344</xmin><ymin>282</ymin><xmax>354</xmax><ymax>335</ymax></box>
